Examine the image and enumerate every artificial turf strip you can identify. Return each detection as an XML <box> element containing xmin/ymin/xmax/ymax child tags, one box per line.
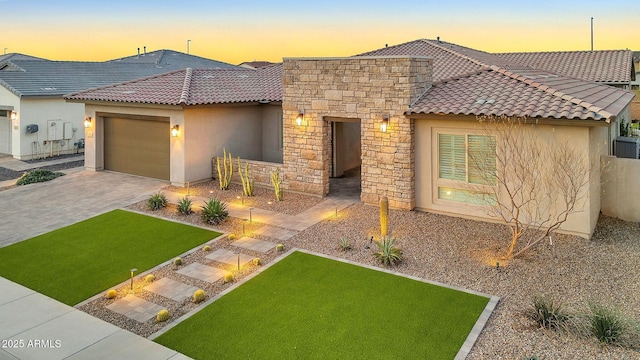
<box><xmin>0</xmin><ymin>209</ymin><xmax>220</xmax><ymax>306</ymax></box>
<box><xmin>155</xmin><ymin>251</ymin><xmax>490</xmax><ymax>360</ymax></box>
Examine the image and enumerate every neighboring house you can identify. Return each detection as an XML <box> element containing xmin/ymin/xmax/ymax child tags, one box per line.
<box><xmin>0</xmin><ymin>50</ymin><xmax>237</xmax><ymax>159</ymax></box>
<box><xmin>239</xmin><ymin>61</ymin><xmax>276</xmax><ymax>70</ymax></box>
<box><xmin>65</xmin><ymin>39</ymin><xmax>635</xmax><ymax>239</ymax></box>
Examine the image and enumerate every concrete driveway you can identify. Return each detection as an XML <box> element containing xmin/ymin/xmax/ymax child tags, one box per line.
<box><xmin>0</xmin><ymin>170</ymin><xmax>166</xmax><ymax>247</ymax></box>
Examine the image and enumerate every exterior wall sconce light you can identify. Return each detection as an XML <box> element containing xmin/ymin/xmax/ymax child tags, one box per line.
<box><xmin>171</xmin><ymin>124</ymin><xmax>180</xmax><ymax>137</ymax></box>
<box><xmin>296</xmin><ymin>112</ymin><xmax>304</xmax><ymax>126</ymax></box>
<box><xmin>10</xmin><ymin>111</ymin><xmax>17</xmax><ymax>121</ymax></box>
<box><xmin>380</xmin><ymin>116</ymin><xmax>389</xmax><ymax>133</ymax></box>
<box><xmin>84</xmin><ymin>116</ymin><xmax>92</xmax><ymax>128</ymax></box>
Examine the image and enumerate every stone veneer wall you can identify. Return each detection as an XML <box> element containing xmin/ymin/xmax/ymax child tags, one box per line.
<box><xmin>282</xmin><ymin>56</ymin><xmax>433</xmax><ymax>209</ymax></box>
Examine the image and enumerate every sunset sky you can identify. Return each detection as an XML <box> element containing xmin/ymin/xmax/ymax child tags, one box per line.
<box><xmin>2</xmin><ymin>0</ymin><xmax>637</xmax><ymax>65</ymax></box>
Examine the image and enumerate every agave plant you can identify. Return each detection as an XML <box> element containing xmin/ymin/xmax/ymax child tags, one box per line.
<box><xmin>373</xmin><ymin>237</ymin><xmax>403</xmax><ymax>266</ymax></box>
<box><xmin>147</xmin><ymin>192</ymin><xmax>168</xmax><ymax>211</ymax></box>
<box><xmin>201</xmin><ymin>199</ymin><xmax>229</xmax><ymax>225</ymax></box>
<box><xmin>177</xmin><ymin>197</ymin><xmax>193</xmax><ymax>215</ymax></box>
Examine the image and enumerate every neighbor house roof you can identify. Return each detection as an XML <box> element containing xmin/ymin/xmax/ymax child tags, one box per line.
<box><xmin>495</xmin><ymin>50</ymin><xmax>634</xmax><ymax>84</ymax></box>
<box><xmin>65</xmin><ymin>64</ymin><xmax>283</xmax><ymax>105</ymax></box>
<box><xmin>108</xmin><ymin>49</ymin><xmax>236</xmax><ymax>70</ymax></box>
<box><xmin>361</xmin><ymin>39</ymin><xmax>634</xmax><ymax>122</ymax></box>
<box><xmin>238</xmin><ymin>61</ymin><xmax>275</xmax><ymax>69</ymax></box>
<box><xmin>0</xmin><ymin>53</ymin><xmax>47</xmax><ymax>63</ymax></box>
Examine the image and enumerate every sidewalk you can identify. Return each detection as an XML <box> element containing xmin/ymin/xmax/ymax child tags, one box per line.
<box><xmin>0</xmin><ymin>277</ymin><xmax>190</xmax><ymax>360</ymax></box>
<box><xmin>0</xmin><ymin>154</ymin><xmax>84</xmax><ymax>172</ymax></box>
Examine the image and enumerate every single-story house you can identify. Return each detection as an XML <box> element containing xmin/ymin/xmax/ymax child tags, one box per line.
<box><xmin>0</xmin><ymin>49</ymin><xmax>237</xmax><ymax>159</ymax></box>
<box><xmin>65</xmin><ymin>39</ymin><xmax>636</xmax><ymax>238</ymax></box>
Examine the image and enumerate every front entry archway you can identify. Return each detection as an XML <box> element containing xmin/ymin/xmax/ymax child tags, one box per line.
<box><xmin>328</xmin><ymin>117</ymin><xmax>361</xmax><ymax>198</ymax></box>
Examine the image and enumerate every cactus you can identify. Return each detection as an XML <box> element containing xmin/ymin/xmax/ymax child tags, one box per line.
<box><xmin>271</xmin><ymin>167</ymin><xmax>284</xmax><ymax>201</ymax></box>
<box><xmin>156</xmin><ymin>309</ymin><xmax>170</xmax><ymax>322</ymax></box>
<box><xmin>216</xmin><ymin>148</ymin><xmax>233</xmax><ymax>190</ymax></box>
<box><xmin>106</xmin><ymin>289</ymin><xmax>117</xmax><ymax>299</ymax></box>
<box><xmin>238</xmin><ymin>157</ymin><xmax>255</xmax><ymax>197</ymax></box>
<box><xmin>145</xmin><ymin>274</ymin><xmax>156</xmax><ymax>283</ymax></box>
<box><xmin>203</xmin><ymin>245</ymin><xmax>211</xmax><ymax>252</ymax></box>
<box><xmin>276</xmin><ymin>243</ymin><xmax>285</xmax><ymax>252</ymax></box>
<box><xmin>193</xmin><ymin>289</ymin><xmax>206</xmax><ymax>303</ymax></box>
<box><xmin>227</xmin><ymin>233</ymin><xmax>237</xmax><ymax>241</ymax></box>
<box><xmin>380</xmin><ymin>196</ymin><xmax>389</xmax><ymax>237</ymax></box>
<box><xmin>224</xmin><ymin>273</ymin><xmax>235</xmax><ymax>283</ymax></box>
<box><xmin>173</xmin><ymin>257</ymin><xmax>183</xmax><ymax>266</ymax></box>
<box><xmin>252</xmin><ymin>258</ymin><xmax>261</xmax><ymax>266</ymax></box>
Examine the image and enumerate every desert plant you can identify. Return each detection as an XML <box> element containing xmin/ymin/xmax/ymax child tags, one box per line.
<box><xmin>147</xmin><ymin>192</ymin><xmax>168</xmax><ymax>211</ymax></box>
<box><xmin>173</xmin><ymin>257</ymin><xmax>183</xmax><ymax>266</ymax></box>
<box><xmin>201</xmin><ymin>199</ymin><xmax>229</xmax><ymax>225</ymax></box>
<box><xmin>224</xmin><ymin>273</ymin><xmax>235</xmax><ymax>283</ymax></box>
<box><xmin>275</xmin><ymin>243</ymin><xmax>285</xmax><ymax>252</ymax></box>
<box><xmin>177</xmin><ymin>197</ymin><xmax>193</xmax><ymax>215</ymax></box>
<box><xmin>145</xmin><ymin>274</ymin><xmax>156</xmax><ymax>283</ymax></box>
<box><xmin>380</xmin><ymin>196</ymin><xmax>389</xmax><ymax>237</ymax></box>
<box><xmin>216</xmin><ymin>148</ymin><xmax>233</xmax><ymax>190</ymax></box>
<box><xmin>227</xmin><ymin>233</ymin><xmax>237</xmax><ymax>241</ymax></box>
<box><xmin>238</xmin><ymin>157</ymin><xmax>255</xmax><ymax>196</ymax></box>
<box><xmin>529</xmin><ymin>295</ymin><xmax>568</xmax><ymax>330</ymax></box>
<box><xmin>373</xmin><ymin>237</ymin><xmax>403</xmax><ymax>266</ymax></box>
<box><xmin>339</xmin><ymin>238</ymin><xmax>352</xmax><ymax>251</ymax></box>
<box><xmin>589</xmin><ymin>303</ymin><xmax>627</xmax><ymax>344</ymax></box>
<box><xmin>193</xmin><ymin>289</ymin><xmax>206</xmax><ymax>303</ymax></box>
<box><xmin>252</xmin><ymin>258</ymin><xmax>261</xmax><ymax>266</ymax></box>
<box><xmin>16</xmin><ymin>169</ymin><xmax>64</xmax><ymax>186</ymax></box>
<box><xmin>271</xmin><ymin>167</ymin><xmax>284</xmax><ymax>201</ymax></box>
<box><xmin>203</xmin><ymin>245</ymin><xmax>211</xmax><ymax>252</ymax></box>
<box><xmin>156</xmin><ymin>309</ymin><xmax>170</xmax><ymax>322</ymax></box>
<box><xmin>105</xmin><ymin>289</ymin><xmax>117</xmax><ymax>299</ymax></box>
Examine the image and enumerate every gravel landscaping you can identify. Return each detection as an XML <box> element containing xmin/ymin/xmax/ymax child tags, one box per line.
<box><xmin>80</xmin><ymin>183</ymin><xmax>640</xmax><ymax>359</ymax></box>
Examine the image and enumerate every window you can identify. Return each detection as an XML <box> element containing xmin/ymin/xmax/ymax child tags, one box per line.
<box><xmin>437</xmin><ymin>133</ymin><xmax>496</xmax><ymax>204</ymax></box>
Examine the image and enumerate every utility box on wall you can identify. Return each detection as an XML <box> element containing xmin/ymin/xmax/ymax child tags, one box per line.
<box><xmin>25</xmin><ymin>124</ymin><xmax>39</xmax><ymax>134</ymax></box>
<box><xmin>47</xmin><ymin>120</ymin><xmax>63</xmax><ymax>141</ymax></box>
<box><xmin>615</xmin><ymin>136</ymin><xmax>640</xmax><ymax>159</ymax></box>
<box><xmin>63</xmin><ymin>122</ymin><xmax>73</xmax><ymax>140</ymax></box>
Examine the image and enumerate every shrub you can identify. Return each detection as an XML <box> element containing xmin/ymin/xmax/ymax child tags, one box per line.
<box><xmin>177</xmin><ymin>197</ymin><xmax>193</xmax><ymax>215</ymax></box>
<box><xmin>173</xmin><ymin>257</ymin><xmax>183</xmax><ymax>266</ymax></box>
<box><xmin>339</xmin><ymin>238</ymin><xmax>352</xmax><ymax>251</ymax></box>
<box><xmin>203</xmin><ymin>245</ymin><xmax>211</xmax><ymax>252</ymax></box>
<box><xmin>193</xmin><ymin>289</ymin><xmax>206</xmax><ymax>303</ymax></box>
<box><xmin>201</xmin><ymin>199</ymin><xmax>229</xmax><ymax>225</ymax></box>
<box><xmin>145</xmin><ymin>274</ymin><xmax>156</xmax><ymax>283</ymax></box>
<box><xmin>156</xmin><ymin>309</ymin><xmax>170</xmax><ymax>322</ymax></box>
<box><xmin>227</xmin><ymin>233</ymin><xmax>237</xmax><ymax>241</ymax></box>
<box><xmin>147</xmin><ymin>192</ymin><xmax>168</xmax><ymax>211</ymax></box>
<box><xmin>105</xmin><ymin>289</ymin><xmax>117</xmax><ymax>299</ymax></box>
<box><xmin>373</xmin><ymin>237</ymin><xmax>403</xmax><ymax>266</ymax></box>
<box><xmin>589</xmin><ymin>303</ymin><xmax>627</xmax><ymax>344</ymax></box>
<box><xmin>224</xmin><ymin>273</ymin><xmax>235</xmax><ymax>283</ymax></box>
<box><xmin>275</xmin><ymin>243</ymin><xmax>285</xmax><ymax>252</ymax></box>
<box><xmin>252</xmin><ymin>258</ymin><xmax>261</xmax><ymax>266</ymax></box>
<box><xmin>528</xmin><ymin>295</ymin><xmax>568</xmax><ymax>330</ymax></box>
<box><xmin>16</xmin><ymin>169</ymin><xmax>64</xmax><ymax>186</ymax></box>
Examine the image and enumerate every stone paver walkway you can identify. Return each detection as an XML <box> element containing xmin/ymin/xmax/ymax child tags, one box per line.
<box><xmin>106</xmin><ymin>294</ymin><xmax>166</xmax><ymax>323</ymax></box>
<box><xmin>206</xmin><ymin>248</ymin><xmax>255</xmax><ymax>267</ymax></box>
<box><xmin>177</xmin><ymin>263</ymin><xmax>227</xmax><ymax>283</ymax></box>
<box><xmin>144</xmin><ymin>278</ymin><xmax>199</xmax><ymax>302</ymax></box>
<box><xmin>253</xmin><ymin>225</ymin><xmax>298</xmax><ymax>240</ymax></box>
<box><xmin>231</xmin><ymin>236</ymin><xmax>276</xmax><ymax>253</ymax></box>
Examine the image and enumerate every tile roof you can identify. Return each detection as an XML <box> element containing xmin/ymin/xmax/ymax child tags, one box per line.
<box><xmin>239</xmin><ymin>61</ymin><xmax>275</xmax><ymax>69</ymax></box>
<box><xmin>0</xmin><ymin>53</ymin><xmax>47</xmax><ymax>63</ymax></box>
<box><xmin>108</xmin><ymin>49</ymin><xmax>236</xmax><ymax>70</ymax></box>
<box><xmin>495</xmin><ymin>50</ymin><xmax>633</xmax><ymax>84</ymax></box>
<box><xmin>65</xmin><ymin>64</ymin><xmax>283</xmax><ymax>106</ymax></box>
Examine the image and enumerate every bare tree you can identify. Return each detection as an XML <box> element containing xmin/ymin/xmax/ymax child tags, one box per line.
<box><xmin>468</xmin><ymin>115</ymin><xmax>593</xmax><ymax>259</ymax></box>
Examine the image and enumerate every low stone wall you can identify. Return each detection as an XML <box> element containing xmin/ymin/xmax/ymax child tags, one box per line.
<box><xmin>601</xmin><ymin>155</ymin><xmax>640</xmax><ymax>222</ymax></box>
<box><xmin>212</xmin><ymin>157</ymin><xmax>282</xmax><ymax>188</ymax></box>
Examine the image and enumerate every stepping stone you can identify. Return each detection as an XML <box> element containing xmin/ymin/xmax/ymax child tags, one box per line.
<box><xmin>253</xmin><ymin>225</ymin><xmax>298</xmax><ymax>241</ymax></box>
<box><xmin>177</xmin><ymin>262</ymin><xmax>228</xmax><ymax>283</ymax></box>
<box><xmin>231</xmin><ymin>237</ymin><xmax>276</xmax><ymax>253</ymax></box>
<box><xmin>144</xmin><ymin>277</ymin><xmax>199</xmax><ymax>302</ymax></box>
<box><xmin>106</xmin><ymin>294</ymin><xmax>164</xmax><ymax>323</ymax></box>
<box><xmin>206</xmin><ymin>248</ymin><xmax>255</xmax><ymax>267</ymax></box>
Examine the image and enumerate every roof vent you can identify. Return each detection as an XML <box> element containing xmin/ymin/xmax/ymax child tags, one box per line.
<box><xmin>41</xmin><ymin>87</ymin><xmax>57</xmax><ymax>91</ymax></box>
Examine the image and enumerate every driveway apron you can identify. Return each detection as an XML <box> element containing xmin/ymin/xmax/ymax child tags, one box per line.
<box><xmin>0</xmin><ymin>170</ymin><xmax>166</xmax><ymax>247</ymax></box>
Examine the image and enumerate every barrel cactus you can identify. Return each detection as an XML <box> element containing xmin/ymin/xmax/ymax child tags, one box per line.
<box><xmin>173</xmin><ymin>257</ymin><xmax>182</xmax><ymax>266</ymax></box>
<box><xmin>145</xmin><ymin>274</ymin><xmax>156</xmax><ymax>283</ymax></box>
<box><xmin>203</xmin><ymin>245</ymin><xmax>211</xmax><ymax>252</ymax></box>
<box><xmin>193</xmin><ymin>289</ymin><xmax>206</xmax><ymax>303</ymax></box>
<box><xmin>106</xmin><ymin>289</ymin><xmax>117</xmax><ymax>299</ymax></box>
<box><xmin>276</xmin><ymin>243</ymin><xmax>285</xmax><ymax>252</ymax></box>
<box><xmin>227</xmin><ymin>233</ymin><xmax>237</xmax><ymax>241</ymax></box>
<box><xmin>252</xmin><ymin>258</ymin><xmax>261</xmax><ymax>266</ymax></box>
<box><xmin>156</xmin><ymin>309</ymin><xmax>170</xmax><ymax>322</ymax></box>
<box><xmin>224</xmin><ymin>273</ymin><xmax>235</xmax><ymax>283</ymax></box>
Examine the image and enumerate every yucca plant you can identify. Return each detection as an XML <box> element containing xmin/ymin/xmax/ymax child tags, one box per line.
<box><xmin>339</xmin><ymin>238</ymin><xmax>352</xmax><ymax>251</ymax></box>
<box><xmin>147</xmin><ymin>192</ymin><xmax>168</xmax><ymax>211</ymax></box>
<box><xmin>529</xmin><ymin>295</ymin><xmax>569</xmax><ymax>330</ymax></box>
<box><xmin>177</xmin><ymin>197</ymin><xmax>193</xmax><ymax>215</ymax></box>
<box><xmin>373</xmin><ymin>237</ymin><xmax>403</xmax><ymax>266</ymax></box>
<box><xmin>589</xmin><ymin>303</ymin><xmax>627</xmax><ymax>344</ymax></box>
<box><xmin>201</xmin><ymin>199</ymin><xmax>229</xmax><ymax>225</ymax></box>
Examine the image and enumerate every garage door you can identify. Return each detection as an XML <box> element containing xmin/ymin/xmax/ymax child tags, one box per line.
<box><xmin>104</xmin><ymin>116</ymin><xmax>170</xmax><ymax>180</ymax></box>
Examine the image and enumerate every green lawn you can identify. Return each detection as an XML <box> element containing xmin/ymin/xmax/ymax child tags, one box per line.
<box><xmin>0</xmin><ymin>209</ymin><xmax>220</xmax><ymax>306</ymax></box>
<box><xmin>155</xmin><ymin>251</ymin><xmax>490</xmax><ymax>360</ymax></box>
